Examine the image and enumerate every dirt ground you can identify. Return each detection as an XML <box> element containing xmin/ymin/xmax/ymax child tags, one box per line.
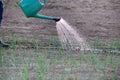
<box><xmin>1</xmin><ymin>0</ymin><xmax>120</xmax><ymax>80</ymax></box>
<box><xmin>1</xmin><ymin>0</ymin><xmax>120</xmax><ymax>44</ymax></box>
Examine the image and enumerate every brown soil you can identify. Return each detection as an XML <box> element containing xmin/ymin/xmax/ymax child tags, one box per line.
<box><xmin>0</xmin><ymin>0</ymin><xmax>120</xmax><ymax>80</ymax></box>
<box><xmin>1</xmin><ymin>0</ymin><xmax>120</xmax><ymax>43</ymax></box>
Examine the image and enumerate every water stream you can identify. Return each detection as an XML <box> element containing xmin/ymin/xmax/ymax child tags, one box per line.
<box><xmin>56</xmin><ymin>18</ymin><xmax>90</xmax><ymax>50</ymax></box>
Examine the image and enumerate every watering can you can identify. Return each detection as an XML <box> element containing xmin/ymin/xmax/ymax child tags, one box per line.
<box><xmin>18</xmin><ymin>0</ymin><xmax>61</xmax><ymax>22</ymax></box>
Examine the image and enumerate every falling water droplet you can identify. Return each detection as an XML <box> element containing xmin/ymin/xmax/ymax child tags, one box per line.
<box><xmin>56</xmin><ymin>18</ymin><xmax>90</xmax><ymax>50</ymax></box>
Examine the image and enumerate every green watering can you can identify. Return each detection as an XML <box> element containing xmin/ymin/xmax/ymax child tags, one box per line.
<box><xmin>19</xmin><ymin>0</ymin><xmax>61</xmax><ymax>22</ymax></box>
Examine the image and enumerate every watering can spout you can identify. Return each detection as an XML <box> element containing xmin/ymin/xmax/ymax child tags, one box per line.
<box><xmin>34</xmin><ymin>14</ymin><xmax>61</xmax><ymax>22</ymax></box>
<box><xmin>53</xmin><ymin>17</ymin><xmax>61</xmax><ymax>22</ymax></box>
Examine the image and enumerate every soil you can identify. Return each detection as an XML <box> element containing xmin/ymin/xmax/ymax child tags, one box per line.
<box><xmin>1</xmin><ymin>0</ymin><xmax>120</xmax><ymax>43</ymax></box>
<box><xmin>0</xmin><ymin>0</ymin><xmax>120</xmax><ymax>80</ymax></box>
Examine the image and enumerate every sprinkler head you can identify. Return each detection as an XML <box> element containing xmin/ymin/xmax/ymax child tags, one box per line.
<box><xmin>53</xmin><ymin>17</ymin><xmax>61</xmax><ymax>22</ymax></box>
